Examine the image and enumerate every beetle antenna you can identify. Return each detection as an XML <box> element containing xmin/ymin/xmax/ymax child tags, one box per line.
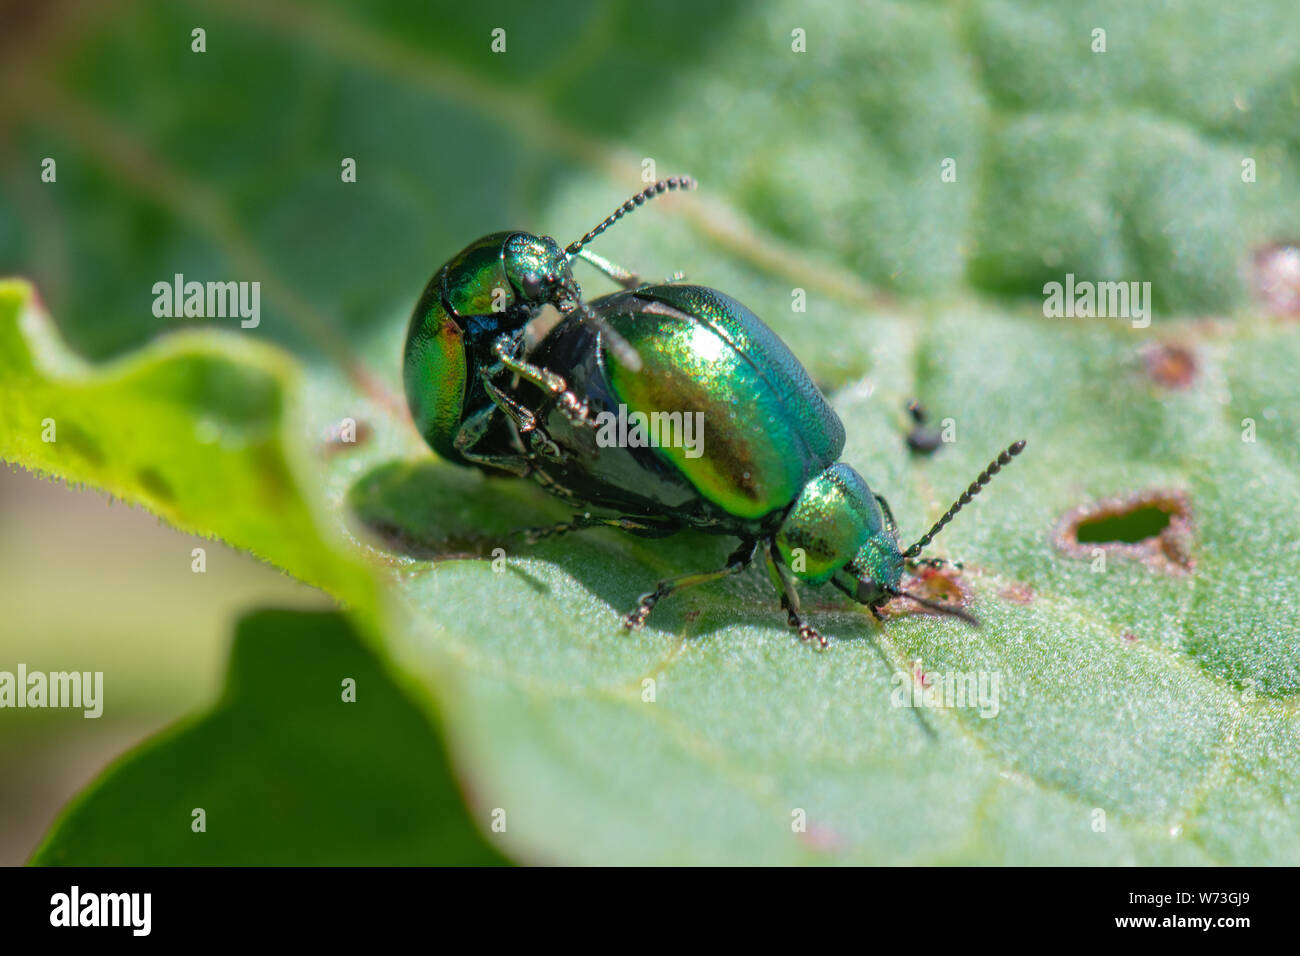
<box><xmin>887</xmin><ymin>588</ymin><xmax>980</xmax><ymax>627</ymax></box>
<box><xmin>903</xmin><ymin>440</ymin><xmax>1027</xmax><ymax>559</ymax></box>
<box><xmin>565</xmin><ymin>176</ymin><xmax>696</xmax><ymax>257</ymax></box>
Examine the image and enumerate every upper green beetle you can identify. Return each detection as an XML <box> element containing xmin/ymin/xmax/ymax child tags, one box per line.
<box><xmin>403</xmin><ymin>178</ymin><xmax>692</xmax><ymax>471</ymax></box>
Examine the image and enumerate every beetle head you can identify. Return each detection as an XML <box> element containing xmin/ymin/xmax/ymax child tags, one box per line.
<box><xmin>785</xmin><ymin>442</ymin><xmax>1027</xmax><ymax>626</ymax></box>
<box><xmin>832</xmin><ymin>537</ymin><xmax>905</xmax><ymax>610</ymax></box>
<box><xmin>829</xmin><ymin>523</ymin><xmax>981</xmax><ymax>626</ymax></box>
<box><xmin>502</xmin><ymin>233</ymin><xmax>577</xmax><ymax>311</ymax></box>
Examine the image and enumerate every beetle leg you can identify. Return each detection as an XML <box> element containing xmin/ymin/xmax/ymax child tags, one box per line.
<box><xmin>449</xmin><ymin>404</ymin><xmax>536</xmax><ymax>476</ymax></box>
<box><xmin>482</xmin><ymin>379</ymin><xmax>566</xmax><ymax>462</ymax></box>
<box><xmin>521</xmin><ymin>514</ymin><xmax>602</xmax><ymax>543</ymax></box>
<box><xmin>492</xmin><ymin>337</ymin><xmax>592</xmax><ymax>429</ymax></box>
<box><xmin>764</xmin><ymin>540</ymin><xmax>827</xmax><ymax>648</ymax></box>
<box><xmin>622</xmin><ymin>538</ymin><xmax>756</xmax><ymax>630</ymax></box>
<box><xmin>580</xmin><ymin>249</ymin><xmax>687</xmax><ymax>287</ymax></box>
<box><xmin>520</xmin><ymin>513</ymin><xmax>669</xmax><ymax>544</ymax></box>
<box><xmin>574</xmin><ymin>248</ymin><xmax>642</xmax><ymax>290</ymax></box>
<box><xmin>482</xmin><ymin>379</ymin><xmax>540</xmax><ymax>432</ymax></box>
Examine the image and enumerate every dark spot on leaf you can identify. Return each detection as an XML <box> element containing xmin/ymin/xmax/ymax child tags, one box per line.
<box><xmin>1055</xmin><ymin>489</ymin><xmax>1194</xmax><ymax>573</ymax></box>
<box><xmin>1251</xmin><ymin>241</ymin><xmax>1300</xmax><ymax>318</ymax></box>
<box><xmin>322</xmin><ymin>419</ymin><xmax>372</xmax><ymax>455</ymax></box>
<box><xmin>1122</xmin><ymin>631</ymin><xmax>1139</xmax><ymax>645</ymax></box>
<box><xmin>252</xmin><ymin>444</ymin><xmax>292</xmax><ymax>508</ymax></box>
<box><xmin>57</xmin><ymin>422</ymin><xmax>105</xmax><ymax>467</ymax></box>
<box><xmin>136</xmin><ymin>467</ymin><xmax>174</xmax><ymax>503</ymax></box>
<box><xmin>884</xmin><ymin>565</ymin><xmax>972</xmax><ymax>619</ymax></box>
<box><xmin>182</xmin><ymin>357</ymin><xmax>282</xmax><ymax>426</ymax></box>
<box><xmin>0</xmin><ymin>1</ymin><xmax>59</xmax><ymax>54</ymax></box>
<box><xmin>797</xmin><ymin>823</ymin><xmax>844</xmax><ymax>853</ymax></box>
<box><xmin>1141</xmin><ymin>343</ymin><xmax>1197</xmax><ymax>389</ymax></box>
<box><xmin>999</xmin><ymin>581</ymin><xmax>1035</xmax><ymax>605</ymax></box>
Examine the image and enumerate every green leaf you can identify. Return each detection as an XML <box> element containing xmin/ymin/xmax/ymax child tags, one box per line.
<box><xmin>0</xmin><ymin>281</ymin><xmax>378</xmax><ymax>616</ymax></box>
<box><xmin>4</xmin><ymin>0</ymin><xmax>1300</xmax><ymax>865</ymax></box>
<box><xmin>31</xmin><ymin>608</ymin><xmax>508</xmax><ymax>865</ymax></box>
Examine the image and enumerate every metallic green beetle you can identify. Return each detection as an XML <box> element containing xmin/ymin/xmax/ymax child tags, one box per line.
<box><xmin>403</xmin><ymin>179</ymin><xmax>1026</xmax><ymax>645</ymax></box>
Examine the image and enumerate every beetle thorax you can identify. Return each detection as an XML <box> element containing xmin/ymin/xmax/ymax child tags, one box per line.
<box><xmin>774</xmin><ymin>463</ymin><xmax>903</xmax><ymax>601</ymax></box>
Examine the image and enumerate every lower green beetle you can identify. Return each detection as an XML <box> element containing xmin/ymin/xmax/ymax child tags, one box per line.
<box><xmin>404</xmin><ymin>179</ymin><xmax>1026</xmax><ymax>645</ymax></box>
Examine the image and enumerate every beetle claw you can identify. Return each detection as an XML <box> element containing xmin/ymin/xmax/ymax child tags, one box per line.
<box><xmin>623</xmin><ymin>592</ymin><xmax>659</xmax><ymax>629</ymax></box>
<box><xmin>555</xmin><ymin>391</ymin><xmax>591</xmax><ymax>427</ymax></box>
<box><xmin>796</xmin><ymin>623</ymin><xmax>827</xmax><ymax>649</ymax></box>
<box><xmin>784</xmin><ymin>606</ymin><xmax>827</xmax><ymax>648</ymax></box>
<box><xmin>527</xmin><ymin>430</ymin><xmax>564</xmax><ymax>461</ymax></box>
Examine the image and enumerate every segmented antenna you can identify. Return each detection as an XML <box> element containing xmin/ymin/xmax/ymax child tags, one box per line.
<box><xmin>903</xmin><ymin>440</ymin><xmax>1027</xmax><ymax>559</ymax></box>
<box><xmin>565</xmin><ymin>176</ymin><xmax>696</xmax><ymax>257</ymax></box>
<box><xmin>555</xmin><ymin>178</ymin><xmax>694</xmax><ymax>373</ymax></box>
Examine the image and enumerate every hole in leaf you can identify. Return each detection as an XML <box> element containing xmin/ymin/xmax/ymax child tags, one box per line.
<box><xmin>1054</xmin><ymin>489</ymin><xmax>1194</xmax><ymax>573</ymax></box>
<box><xmin>1074</xmin><ymin>505</ymin><xmax>1172</xmax><ymax>544</ymax></box>
<box><xmin>999</xmin><ymin>581</ymin><xmax>1035</xmax><ymax>605</ymax></box>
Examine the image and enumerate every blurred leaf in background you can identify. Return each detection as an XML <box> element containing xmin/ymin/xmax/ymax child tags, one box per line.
<box><xmin>0</xmin><ymin>468</ymin><xmax>326</xmax><ymax>864</ymax></box>
<box><xmin>2</xmin><ymin>0</ymin><xmax>1299</xmax><ymax>864</ymax></box>
<box><xmin>33</xmin><ymin>609</ymin><xmax>508</xmax><ymax>865</ymax></box>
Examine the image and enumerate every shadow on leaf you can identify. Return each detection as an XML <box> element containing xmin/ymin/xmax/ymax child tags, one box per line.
<box><xmin>347</xmin><ymin>457</ymin><xmax>891</xmax><ymax>644</ymax></box>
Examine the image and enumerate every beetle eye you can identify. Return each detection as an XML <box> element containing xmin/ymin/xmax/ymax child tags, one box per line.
<box><xmin>855</xmin><ymin>577</ymin><xmax>880</xmax><ymax>604</ymax></box>
<box><xmin>519</xmin><ymin>274</ymin><xmax>545</xmax><ymax>299</ymax></box>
